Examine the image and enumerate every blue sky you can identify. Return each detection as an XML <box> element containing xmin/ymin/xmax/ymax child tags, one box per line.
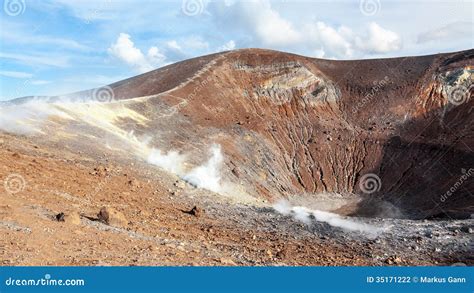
<box><xmin>0</xmin><ymin>0</ymin><xmax>473</xmax><ymax>101</ymax></box>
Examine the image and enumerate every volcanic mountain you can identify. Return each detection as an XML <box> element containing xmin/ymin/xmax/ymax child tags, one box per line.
<box><xmin>1</xmin><ymin>48</ymin><xmax>473</xmax><ymax>266</ymax></box>
<box><xmin>3</xmin><ymin>48</ymin><xmax>474</xmax><ymax>219</ymax></box>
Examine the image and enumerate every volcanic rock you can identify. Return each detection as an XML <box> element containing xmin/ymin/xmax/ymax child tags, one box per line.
<box><xmin>55</xmin><ymin>212</ymin><xmax>65</xmax><ymax>222</ymax></box>
<box><xmin>55</xmin><ymin>212</ymin><xmax>81</xmax><ymax>225</ymax></box>
<box><xmin>183</xmin><ymin>206</ymin><xmax>202</xmax><ymax>217</ymax></box>
<box><xmin>385</xmin><ymin>255</ymin><xmax>402</xmax><ymax>265</ymax></box>
<box><xmin>97</xmin><ymin>207</ymin><xmax>128</xmax><ymax>227</ymax></box>
<box><xmin>92</xmin><ymin>165</ymin><xmax>108</xmax><ymax>177</ymax></box>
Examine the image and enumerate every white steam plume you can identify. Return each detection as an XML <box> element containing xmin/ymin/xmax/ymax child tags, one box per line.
<box><xmin>147</xmin><ymin>149</ymin><xmax>187</xmax><ymax>175</ymax></box>
<box><xmin>274</xmin><ymin>200</ymin><xmax>384</xmax><ymax>236</ymax></box>
<box><xmin>183</xmin><ymin>144</ymin><xmax>223</xmax><ymax>193</ymax></box>
<box><xmin>0</xmin><ymin>97</ymin><xmax>244</xmax><ymax>199</ymax></box>
<box><xmin>147</xmin><ymin>143</ymin><xmax>225</xmax><ymax>194</ymax></box>
<box><xmin>0</xmin><ymin>99</ymin><xmax>71</xmax><ymax>135</ymax></box>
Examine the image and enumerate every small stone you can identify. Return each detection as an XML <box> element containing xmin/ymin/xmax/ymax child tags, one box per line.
<box><xmin>97</xmin><ymin>207</ymin><xmax>128</xmax><ymax>227</ymax></box>
<box><xmin>128</xmin><ymin>179</ymin><xmax>140</xmax><ymax>188</ymax></box>
<box><xmin>183</xmin><ymin>206</ymin><xmax>202</xmax><ymax>217</ymax></box>
<box><xmin>56</xmin><ymin>212</ymin><xmax>81</xmax><ymax>225</ymax></box>
<box><xmin>385</xmin><ymin>256</ymin><xmax>402</xmax><ymax>265</ymax></box>
<box><xmin>64</xmin><ymin>212</ymin><xmax>81</xmax><ymax>225</ymax></box>
<box><xmin>461</xmin><ymin>226</ymin><xmax>473</xmax><ymax>234</ymax></box>
<box><xmin>219</xmin><ymin>258</ymin><xmax>236</xmax><ymax>266</ymax></box>
<box><xmin>93</xmin><ymin>165</ymin><xmax>107</xmax><ymax>177</ymax></box>
<box><xmin>275</xmin><ymin>249</ymin><xmax>286</xmax><ymax>259</ymax></box>
<box><xmin>231</xmin><ymin>167</ymin><xmax>241</xmax><ymax>178</ymax></box>
<box><xmin>55</xmin><ymin>212</ymin><xmax>65</xmax><ymax>222</ymax></box>
<box><xmin>174</xmin><ymin>180</ymin><xmax>186</xmax><ymax>189</ymax></box>
<box><xmin>138</xmin><ymin>210</ymin><xmax>151</xmax><ymax>217</ymax></box>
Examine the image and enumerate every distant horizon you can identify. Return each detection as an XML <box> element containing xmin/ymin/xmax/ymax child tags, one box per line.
<box><xmin>1</xmin><ymin>0</ymin><xmax>473</xmax><ymax>100</ymax></box>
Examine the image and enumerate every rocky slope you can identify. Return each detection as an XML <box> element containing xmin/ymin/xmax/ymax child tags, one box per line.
<box><xmin>0</xmin><ymin>48</ymin><xmax>473</xmax><ymax>266</ymax></box>
<box><xmin>29</xmin><ymin>48</ymin><xmax>473</xmax><ymax>219</ymax></box>
<box><xmin>0</xmin><ymin>132</ymin><xmax>472</xmax><ymax>266</ymax></box>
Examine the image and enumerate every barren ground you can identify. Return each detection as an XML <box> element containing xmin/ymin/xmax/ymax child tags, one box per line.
<box><xmin>1</xmin><ymin>133</ymin><xmax>472</xmax><ymax>266</ymax></box>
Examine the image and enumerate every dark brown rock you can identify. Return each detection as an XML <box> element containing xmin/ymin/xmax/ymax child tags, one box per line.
<box><xmin>97</xmin><ymin>207</ymin><xmax>128</xmax><ymax>227</ymax></box>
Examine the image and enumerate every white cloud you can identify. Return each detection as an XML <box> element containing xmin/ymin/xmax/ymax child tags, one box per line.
<box><xmin>0</xmin><ymin>52</ymin><xmax>69</xmax><ymax>67</ymax></box>
<box><xmin>49</xmin><ymin>0</ymin><xmax>116</xmax><ymax>22</ymax></box>
<box><xmin>147</xmin><ymin>46</ymin><xmax>166</xmax><ymax>65</ymax></box>
<box><xmin>184</xmin><ymin>37</ymin><xmax>210</xmax><ymax>51</ymax></box>
<box><xmin>249</xmin><ymin>0</ymin><xmax>301</xmax><ymax>47</ymax></box>
<box><xmin>0</xmin><ymin>20</ymin><xmax>91</xmax><ymax>52</ymax></box>
<box><xmin>166</xmin><ymin>40</ymin><xmax>181</xmax><ymax>51</ymax></box>
<box><xmin>2</xmin><ymin>31</ymin><xmax>91</xmax><ymax>51</ymax></box>
<box><xmin>356</xmin><ymin>22</ymin><xmax>402</xmax><ymax>54</ymax></box>
<box><xmin>209</xmin><ymin>0</ymin><xmax>402</xmax><ymax>59</ymax></box>
<box><xmin>108</xmin><ymin>33</ymin><xmax>160</xmax><ymax>73</ymax></box>
<box><xmin>163</xmin><ymin>40</ymin><xmax>187</xmax><ymax>61</ymax></box>
<box><xmin>417</xmin><ymin>21</ymin><xmax>474</xmax><ymax>44</ymax></box>
<box><xmin>311</xmin><ymin>48</ymin><xmax>325</xmax><ymax>58</ymax></box>
<box><xmin>108</xmin><ymin>34</ymin><xmax>204</xmax><ymax>73</ymax></box>
<box><xmin>30</xmin><ymin>80</ymin><xmax>51</xmax><ymax>85</ymax></box>
<box><xmin>217</xmin><ymin>40</ymin><xmax>236</xmax><ymax>51</ymax></box>
<box><xmin>306</xmin><ymin>22</ymin><xmax>355</xmax><ymax>58</ymax></box>
<box><xmin>210</xmin><ymin>0</ymin><xmax>301</xmax><ymax>48</ymax></box>
<box><xmin>42</xmin><ymin>0</ymin><xmax>471</xmax><ymax>62</ymax></box>
<box><xmin>0</xmin><ymin>70</ymin><xmax>33</xmax><ymax>79</ymax></box>
<box><xmin>61</xmin><ymin>74</ymin><xmax>127</xmax><ymax>86</ymax></box>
